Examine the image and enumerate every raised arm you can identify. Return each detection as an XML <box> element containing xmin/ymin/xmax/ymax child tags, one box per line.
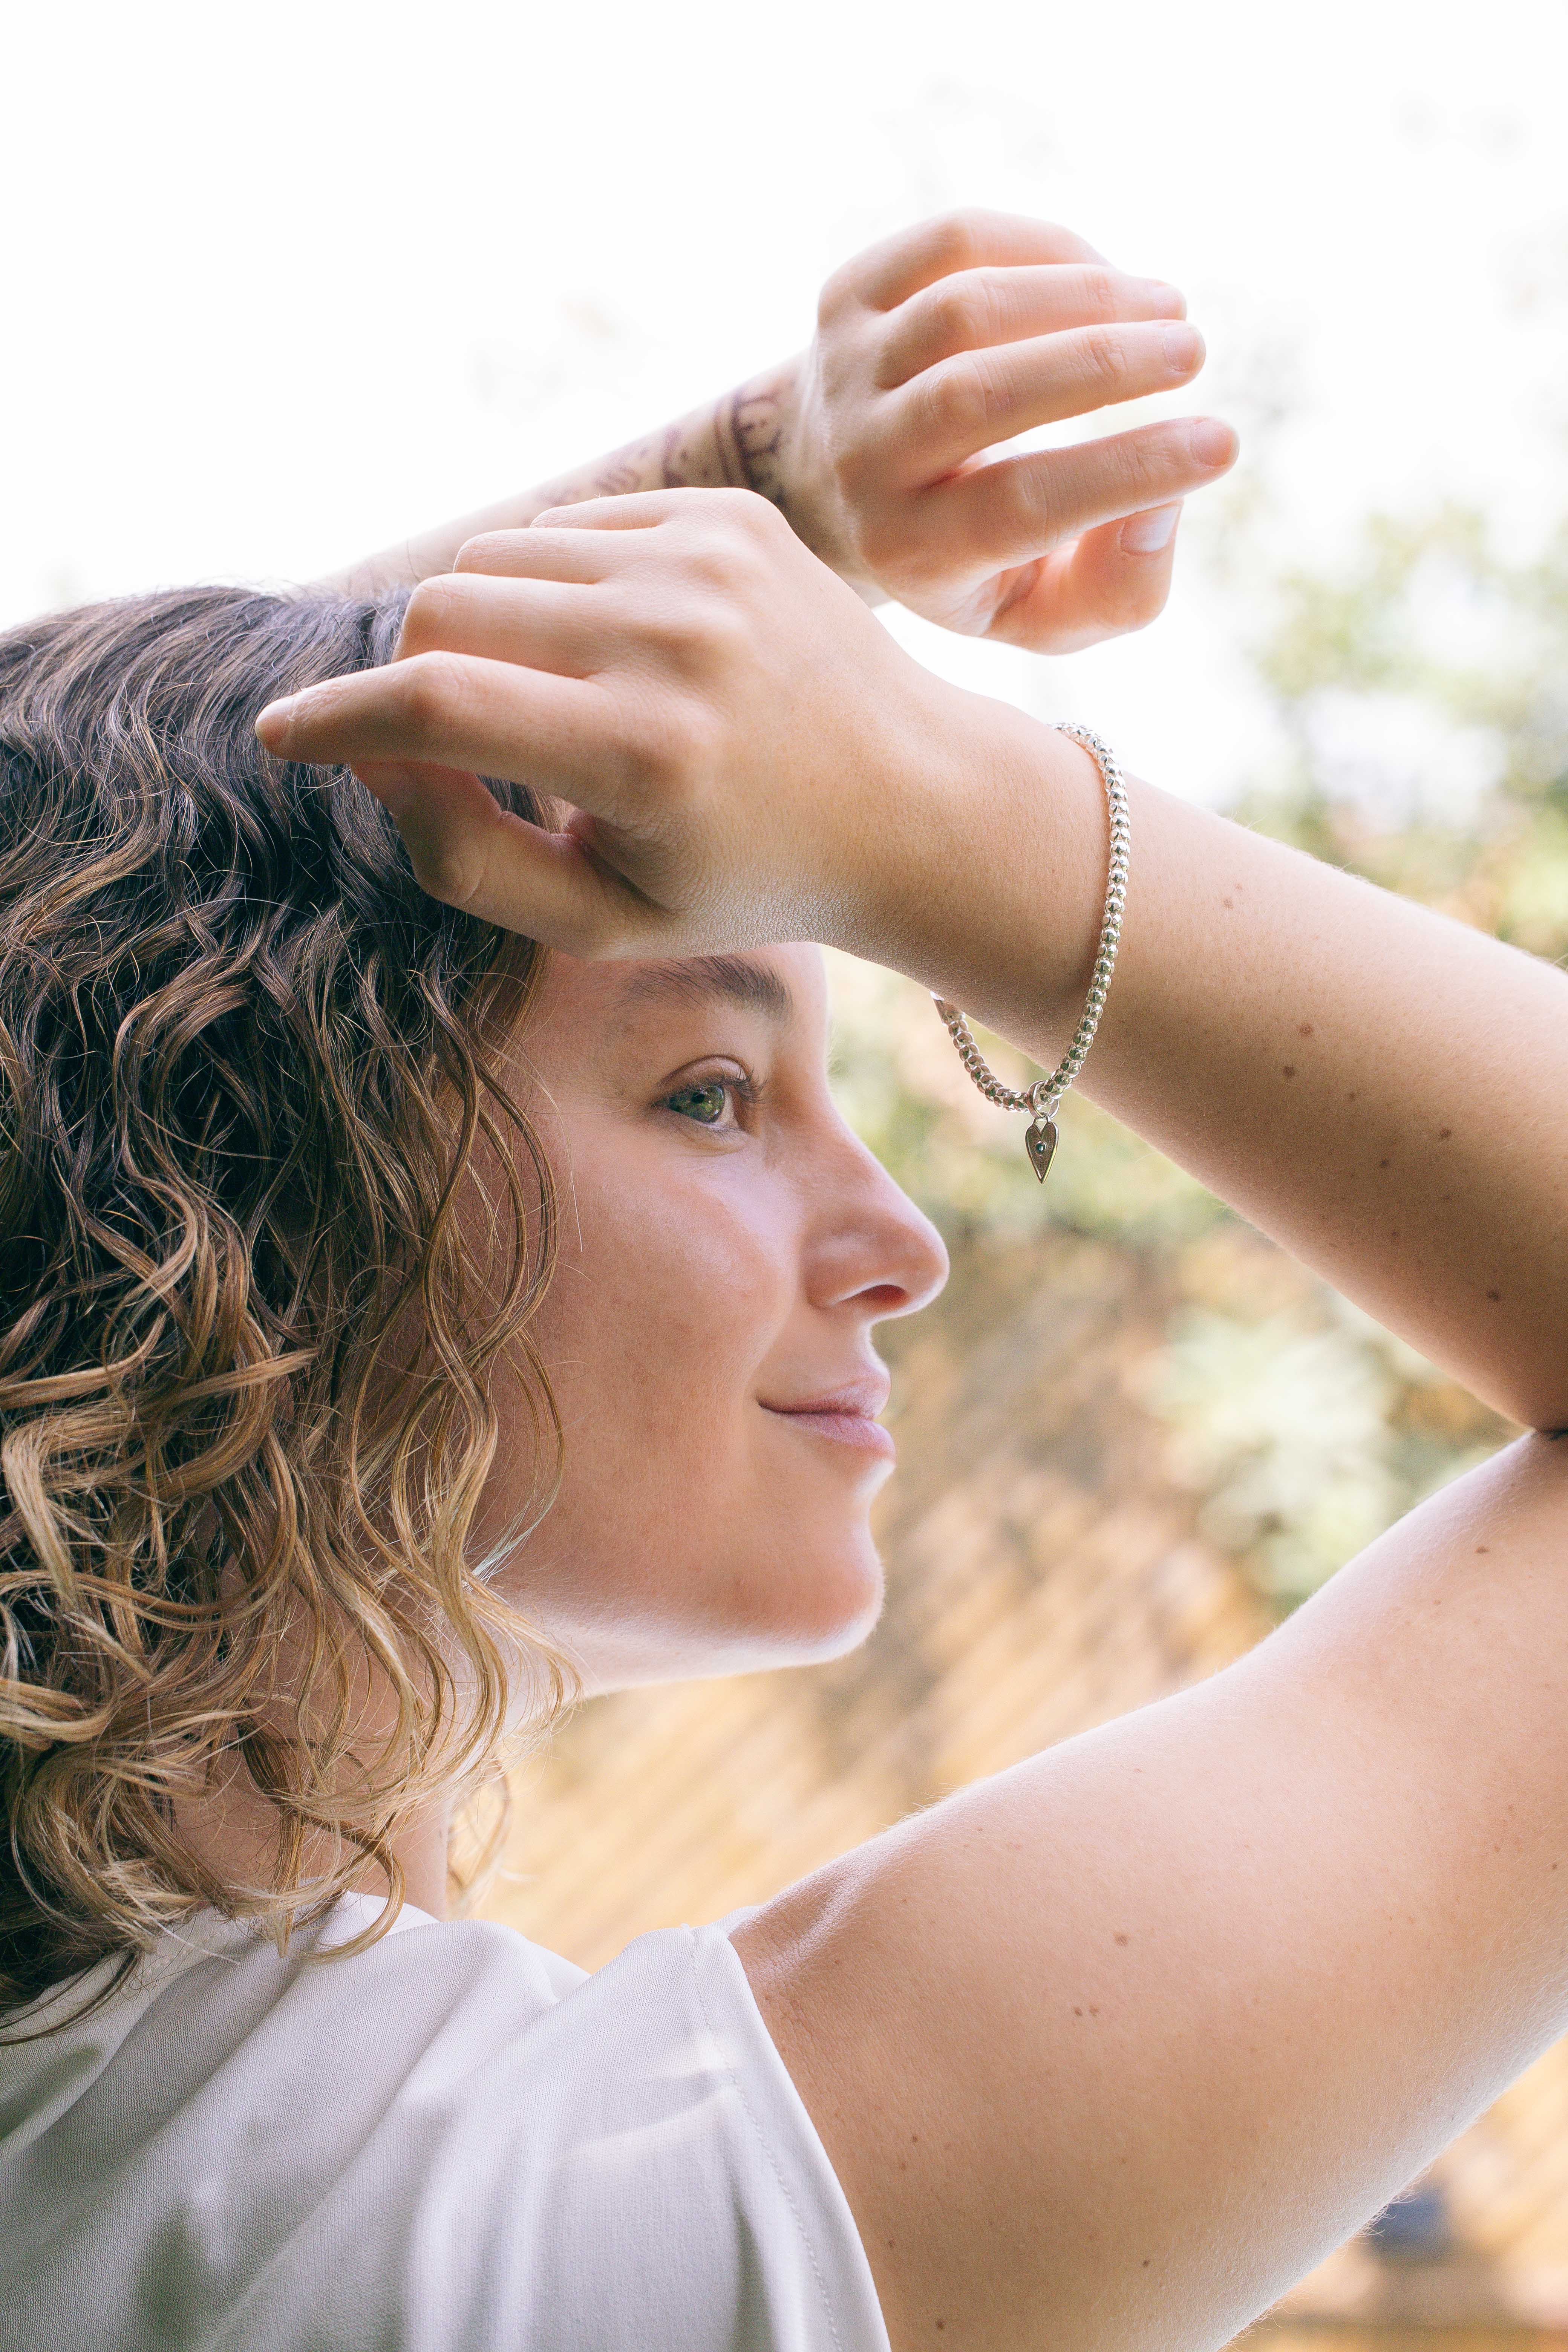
<box><xmin>324</xmin><ymin>210</ymin><xmax>1239</xmax><ymax>652</ymax></box>
<box><xmin>262</xmin><ymin>493</ymin><xmax>1568</xmax><ymax>1433</ymax></box>
<box><xmin>320</xmin><ymin>363</ymin><xmax>803</xmax><ymax>598</ymax></box>
<box><xmin>256</xmin><ymin>489</ymin><xmax>1568</xmax><ymax>2352</ymax></box>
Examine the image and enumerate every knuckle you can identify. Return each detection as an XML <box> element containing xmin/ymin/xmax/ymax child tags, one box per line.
<box><xmin>399</xmin><ymin>574</ymin><xmax>463</xmax><ymax>651</ymax></box>
<box><xmin>716</xmin><ymin>485</ymin><xmax>782</xmax><ymax>541</ymax></box>
<box><xmin>1117</xmin><ymin>431</ymin><xmax>1174</xmax><ymax>501</ymax></box>
<box><xmin>452</xmin><ymin>530</ymin><xmax>508</xmax><ymax>573</ymax></box>
<box><xmin>394</xmin><ymin>651</ymin><xmax>469</xmax><ymax>738</ymax></box>
<box><xmin>676</xmin><ymin>486</ymin><xmax>761</xmax><ymax>534</ymax></box>
<box><xmin>671</xmin><ymin>532</ymin><xmax>743</xmax><ymax>596</ymax></box>
<box><xmin>922</xmin><ymin>208</ymin><xmax>988</xmax><ymax>276</ymax></box>
<box><xmin>993</xmin><ymin>461</ymin><xmax>1062</xmax><ymax>551</ymax></box>
<box><xmin>1082</xmin><ymin>267</ymin><xmax>1125</xmax><ymax>325</ymax></box>
<box><xmin>410</xmin><ymin>818</ymin><xmax>493</xmax><ymax>913</ymax></box>
<box><xmin>640</xmin><ymin>588</ymin><xmax>744</xmax><ymax>666</ymax></box>
<box><xmin>678</xmin><ymin>520</ymin><xmax>774</xmax><ymax>597</ymax></box>
<box><xmin>1076</xmin><ymin>326</ymin><xmax>1131</xmax><ymax>398</ymax></box>
<box><xmin>928</xmin><ymin>274</ymin><xmax>1000</xmax><ymax>355</ymax></box>
<box><xmin>413</xmin><ymin>843</ymin><xmax>478</xmax><ymax>909</ymax></box>
<box><xmin>744</xmin><ymin>487</ymin><xmax>791</xmax><ymax>537</ymax></box>
<box><xmin>916</xmin><ymin>353</ymin><xmax>994</xmax><ymax>446</ymax></box>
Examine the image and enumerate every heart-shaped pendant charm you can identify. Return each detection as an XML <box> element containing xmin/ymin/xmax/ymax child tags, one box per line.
<box><xmin>1025</xmin><ymin>1113</ymin><xmax>1058</xmax><ymax>1182</ymax></box>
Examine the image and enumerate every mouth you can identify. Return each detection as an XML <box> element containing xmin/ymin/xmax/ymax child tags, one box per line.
<box><xmin>758</xmin><ymin>1377</ymin><xmax>896</xmax><ymax>1460</ymax></box>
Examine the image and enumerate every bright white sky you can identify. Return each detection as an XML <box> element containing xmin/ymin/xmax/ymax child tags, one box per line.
<box><xmin>5</xmin><ymin>0</ymin><xmax>1564</xmax><ymax>802</ymax></box>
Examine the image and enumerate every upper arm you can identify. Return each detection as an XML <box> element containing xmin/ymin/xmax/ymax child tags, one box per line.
<box><xmin>732</xmin><ymin>1432</ymin><xmax>1568</xmax><ymax>2352</ymax></box>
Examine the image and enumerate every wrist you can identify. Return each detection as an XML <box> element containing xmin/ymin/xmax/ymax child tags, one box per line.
<box><xmin>850</xmin><ymin>686</ymin><xmax>1112</xmax><ymax>1056</ymax></box>
<box><xmin>732</xmin><ymin>349</ymin><xmax>884</xmax><ymax>600</ymax></box>
<box><xmin>723</xmin><ymin>355</ymin><xmax>802</xmax><ymax>514</ymax></box>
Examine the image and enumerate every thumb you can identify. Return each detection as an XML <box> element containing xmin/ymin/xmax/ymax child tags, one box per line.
<box><xmin>989</xmin><ymin>502</ymin><xmax>1182</xmax><ymax>652</ymax></box>
<box><xmin>348</xmin><ymin>758</ymin><xmax>631</xmax><ymax>953</ymax></box>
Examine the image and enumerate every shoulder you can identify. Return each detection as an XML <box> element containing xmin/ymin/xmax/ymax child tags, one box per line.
<box><xmin>2</xmin><ymin>1902</ymin><xmax>889</xmax><ymax>2352</ymax></box>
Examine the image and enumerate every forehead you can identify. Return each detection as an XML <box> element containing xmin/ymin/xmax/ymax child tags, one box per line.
<box><xmin>525</xmin><ymin>943</ymin><xmax>827</xmax><ymax>1055</ymax></box>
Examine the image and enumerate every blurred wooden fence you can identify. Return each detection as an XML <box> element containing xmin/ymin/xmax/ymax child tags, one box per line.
<box><xmin>485</xmin><ymin>1221</ymin><xmax>1568</xmax><ymax>2330</ymax></box>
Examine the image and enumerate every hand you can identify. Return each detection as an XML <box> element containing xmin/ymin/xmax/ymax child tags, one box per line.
<box><xmin>771</xmin><ymin>208</ymin><xmax>1237</xmax><ymax>651</ymax></box>
<box><xmin>259</xmin><ymin>490</ymin><xmax>1012</xmax><ymax>965</ymax></box>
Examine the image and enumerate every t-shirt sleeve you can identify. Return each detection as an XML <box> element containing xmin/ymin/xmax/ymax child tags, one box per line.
<box><xmin>463</xmin><ymin>1913</ymin><xmax>891</xmax><ymax>2352</ymax></box>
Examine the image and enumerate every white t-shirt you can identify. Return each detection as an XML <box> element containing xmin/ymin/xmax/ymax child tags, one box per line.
<box><xmin>0</xmin><ymin>1896</ymin><xmax>890</xmax><ymax>2352</ymax></box>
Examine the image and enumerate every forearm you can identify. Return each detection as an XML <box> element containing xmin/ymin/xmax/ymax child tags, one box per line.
<box><xmin>917</xmin><ymin>706</ymin><xmax>1568</xmax><ymax>1428</ymax></box>
<box><xmin>317</xmin><ymin>361</ymin><xmax>811</xmax><ymax>598</ymax></box>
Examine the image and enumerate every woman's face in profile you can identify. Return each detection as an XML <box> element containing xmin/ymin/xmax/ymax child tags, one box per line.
<box><xmin>479</xmin><ymin>943</ymin><xmax>948</xmax><ymax>1695</ymax></box>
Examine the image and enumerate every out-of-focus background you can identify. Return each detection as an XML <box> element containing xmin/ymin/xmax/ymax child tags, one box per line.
<box><xmin>8</xmin><ymin>0</ymin><xmax>1568</xmax><ymax>2336</ymax></box>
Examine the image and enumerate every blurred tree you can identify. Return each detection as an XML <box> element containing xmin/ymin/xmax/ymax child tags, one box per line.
<box><xmin>831</xmin><ymin>487</ymin><xmax>1567</xmax><ymax>1606</ymax></box>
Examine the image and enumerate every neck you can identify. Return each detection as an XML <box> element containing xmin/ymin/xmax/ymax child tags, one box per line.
<box><xmin>175</xmin><ymin>1772</ymin><xmax>456</xmax><ymax>1925</ymax></box>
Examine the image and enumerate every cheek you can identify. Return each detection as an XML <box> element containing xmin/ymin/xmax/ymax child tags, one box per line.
<box><xmin>489</xmin><ymin>1137</ymin><xmax>881</xmax><ymax>1674</ymax></box>
<box><xmin>539</xmin><ymin>1156</ymin><xmax>786</xmax><ymax>1440</ymax></box>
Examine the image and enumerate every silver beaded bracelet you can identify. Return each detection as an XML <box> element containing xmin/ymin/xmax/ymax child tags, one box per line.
<box><xmin>933</xmin><ymin>723</ymin><xmax>1129</xmax><ymax>1184</ymax></box>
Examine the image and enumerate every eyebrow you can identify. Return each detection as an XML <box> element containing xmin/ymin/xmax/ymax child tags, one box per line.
<box><xmin>618</xmin><ymin>954</ymin><xmax>796</xmax><ymax>1025</ymax></box>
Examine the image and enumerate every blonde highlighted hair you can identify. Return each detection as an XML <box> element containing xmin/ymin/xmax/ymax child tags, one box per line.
<box><xmin>0</xmin><ymin>586</ymin><xmax>568</xmax><ymax>2018</ymax></box>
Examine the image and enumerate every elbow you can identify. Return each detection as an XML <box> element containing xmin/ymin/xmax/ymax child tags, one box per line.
<box><xmin>1483</xmin><ymin>1376</ymin><xmax>1568</xmax><ymax>1442</ymax></box>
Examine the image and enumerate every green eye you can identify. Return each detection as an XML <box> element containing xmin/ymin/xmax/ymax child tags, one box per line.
<box><xmin>665</xmin><ymin>1080</ymin><xmax>730</xmax><ymax>1125</ymax></box>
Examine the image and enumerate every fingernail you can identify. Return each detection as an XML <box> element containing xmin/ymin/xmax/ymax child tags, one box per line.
<box><xmin>1142</xmin><ymin>280</ymin><xmax>1186</xmax><ymax>318</ymax></box>
<box><xmin>1190</xmin><ymin>417</ymin><xmax>1237</xmax><ymax>469</ymax></box>
<box><xmin>1120</xmin><ymin>503</ymin><xmax>1182</xmax><ymax>556</ymax></box>
<box><xmin>1162</xmin><ymin>323</ymin><xmax>1203</xmax><ymax>374</ymax></box>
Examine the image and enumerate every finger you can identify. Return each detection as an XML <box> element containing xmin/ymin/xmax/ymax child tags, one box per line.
<box><xmin>455</xmin><ymin>487</ymin><xmax>772</xmax><ymax>582</ymax></box>
<box><xmin>829</xmin><ymin>209</ymin><xmax>1106</xmax><ymax>315</ymax></box>
<box><xmin>519</xmin><ymin>484</ymin><xmax>768</xmax><ymax>537</ymax></box>
<box><xmin>890</xmin><ymin>323</ymin><xmax>1207</xmax><ymax>484</ymax></box>
<box><xmin>452</xmin><ymin>524</ymin><xmax>652</xmax><ymax>584</ymax></box>
<box><xmin>877</xmin><ymin>263</ymin><xmax>1187</xmax><ymax>389</ymax></box>
<box><xmin>398</xmin><ymin>571</ymin><xmax>620</xmax><ymax>678</ymax></box>
<box><xmin>256</xmin><ymin>653</ymin><xmax>635</xmax><ymax>817</ymax></box>
<box><xmin>346</xmin><ymin>757</ymin><xmax>639</xmax><ymax>951</ymax></box>
<box><xmin>985</xmin><ymin>506</ymin><xmax>1185</xmax><ymax>655</ymax></box>
<box><xmin>928</xmin><ymin>415</ymin><xmax>1238</xmax><ymax>571</ymax></box>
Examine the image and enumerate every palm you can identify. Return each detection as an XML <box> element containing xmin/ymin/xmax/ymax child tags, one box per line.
<box><xmin>878</xmin><ymin>518</ymin><xmax>1159</xmax><ymax>657</ymax></box>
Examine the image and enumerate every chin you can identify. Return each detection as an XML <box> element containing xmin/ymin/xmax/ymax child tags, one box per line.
<box><xmin>510</xmin><ymin>1491</ymin><xmax>888</xmax><ymax>1694</ymax></box>
<box><xmin>724</xmin><ymin>1519</ymin><xmax>886</xmax><ymax>1671</ymax></box>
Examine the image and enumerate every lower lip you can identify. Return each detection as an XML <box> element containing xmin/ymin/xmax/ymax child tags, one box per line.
<box><xmin>763</xmin><ymin>1408</ymin><xmax>896</xmax><ymax>1460</ymax></box>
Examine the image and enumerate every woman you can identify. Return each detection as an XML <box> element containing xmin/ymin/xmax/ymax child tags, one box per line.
<box><xmin>3</xmin><ymin>211</ymin><xmax>1567</xmax><ymax>2352</ymax></box>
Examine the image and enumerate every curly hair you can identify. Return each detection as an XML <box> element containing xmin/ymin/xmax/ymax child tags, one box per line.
<box><xmin>0</xmin><ymin>585</ymin><xmax>568</xmax><ymax>2022</ymax></box>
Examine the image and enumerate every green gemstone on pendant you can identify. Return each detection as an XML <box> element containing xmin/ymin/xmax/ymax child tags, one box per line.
<box><xmin>1025</xmin><ymin>1114</ymin><xmax>1058</xmax><ymax>1183</ymax></box>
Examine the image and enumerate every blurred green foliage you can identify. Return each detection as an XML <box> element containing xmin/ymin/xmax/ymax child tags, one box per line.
<box><xmin>830</xmin><ymin>492</ymin><xmax>1565</xmax><ymax>1608</ymax></box>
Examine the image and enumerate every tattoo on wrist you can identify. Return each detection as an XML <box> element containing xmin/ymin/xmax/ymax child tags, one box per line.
<box><xmin>522</xmin><ymin>366</ymin><xmax>795</xmax><ymax>527</ymax></box>
<box><xmin>715</xmin><ymin>376</ymin><xmax>791</xmax><ymax>518</ymax></box>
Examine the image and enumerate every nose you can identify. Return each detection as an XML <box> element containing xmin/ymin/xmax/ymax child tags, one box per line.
<box><xmin>804</xmin><ymin>1115</ymin><xmax>949</xmax><ymax>1323</ymax></box>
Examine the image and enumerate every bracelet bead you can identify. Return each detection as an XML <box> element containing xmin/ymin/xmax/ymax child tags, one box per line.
<box><xmin>932</xmin><ymin>723</ymin><xmax>1129</xmax><ymax>1182</ymax></box>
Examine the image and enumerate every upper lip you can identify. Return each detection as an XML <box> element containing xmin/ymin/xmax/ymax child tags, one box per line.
<box><xmin>760</xmin><ymin>1372</ymin><xmax>892</xmax><ymax>1420</ymax></box>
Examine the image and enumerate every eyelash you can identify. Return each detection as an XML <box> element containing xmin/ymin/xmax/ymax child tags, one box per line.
<box><xmin>660</xmin><ymin>1068</ymin><xmax>760</xmax><ymax>1130</ymax></box>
